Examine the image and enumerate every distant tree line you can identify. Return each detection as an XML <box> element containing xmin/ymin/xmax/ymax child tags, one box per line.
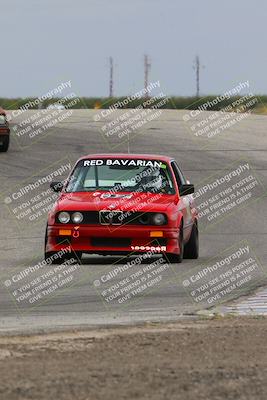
<box><xmin>0</xmin><ymin>96</ymin><xmax>265</xmax><ymax>112</ymax></box>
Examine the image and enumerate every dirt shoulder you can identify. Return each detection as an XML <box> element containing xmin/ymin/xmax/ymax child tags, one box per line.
<box><xmin>0</xmin><ymin>317</ymin><xmax>267</xmax><ymax>400</ymax></box>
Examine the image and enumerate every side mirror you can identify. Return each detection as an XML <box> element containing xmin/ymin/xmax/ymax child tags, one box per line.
<box><xmin>50</xmin><ymin>181</ymin><xmax>64</xmax><ymax>193</ymax></box>
<box><xmin>179</xmin><ymin>184</ymin><xmax>194</xmax><ymax>196</ymax></box>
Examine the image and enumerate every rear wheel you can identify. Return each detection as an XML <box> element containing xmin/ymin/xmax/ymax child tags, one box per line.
<box><xmin>0</xmin><ymin>136</ymin><xmax>9</xmax><ymax>152</ymax></box>
<box><xmin>184</xmin><ymin>221</ymin><xmax>199</xmax><ymax>259</ymax></box>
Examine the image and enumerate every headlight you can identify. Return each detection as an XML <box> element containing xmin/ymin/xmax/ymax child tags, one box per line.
<box><xmin>152</xmin><ymin>213</ymin><xmax>166</xmax><ymax>225</ymax></box>
<box><xmin>72</xmin><ymin>212</ymin><xmax>83</xmax><ymax>223</ymax></box>
<box><xmin>58</xmin><ymin>211</ymin><xmax>70</xmax><ymax>224</ymax></box>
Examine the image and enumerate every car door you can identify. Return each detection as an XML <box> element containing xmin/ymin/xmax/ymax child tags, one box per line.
<box><xmin>170</xmin><ymin>161</ymin><xmax>194</xmax><ymax>242</ymax></box>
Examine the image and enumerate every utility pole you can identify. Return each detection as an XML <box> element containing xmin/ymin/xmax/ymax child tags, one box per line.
<box><xmin>195</xmin><ymin>56</ymin><xmax>200</xmax><ymax>97</ymax></box>
<box><xmin>193</xmin><ymin>55</ymin><xmax>204</xmax><ymax>98</ymax></box>
<box><xmin>144</xmin><ymin>54</ymin><xmax>151</xmax><ymax>98</ymax></box>
<box><xmin>109</xmin><ymin>56</ymin><xmax>114</xmax><ymax>97</ymax></box>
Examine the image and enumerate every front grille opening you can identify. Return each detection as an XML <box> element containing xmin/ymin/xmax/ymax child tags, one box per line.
<box><xmin>91</xmin><ymin>237</ymin><xmax>131</xmax><ymax>248</ymax></box>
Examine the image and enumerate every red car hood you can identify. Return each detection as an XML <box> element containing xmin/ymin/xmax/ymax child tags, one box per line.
<box><xmin>56</xmin><ymin>191</ymin><xmax>176</xmax><ymax>213</ymax></box>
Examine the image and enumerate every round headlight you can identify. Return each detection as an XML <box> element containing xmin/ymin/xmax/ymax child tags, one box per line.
<box><xmin>72</xmin><ymin>212</ymin><xmax>83</xmax><ymax>224</ymax></box>
<box><xmin>58</xmin><ymin>211</ymin><xmax>70</xmax><ymax>224</ymax></box>
<box><xmin>152</xmin><ymin>213</ymin><xmax>166</xmax><ymax>225</ymax></box>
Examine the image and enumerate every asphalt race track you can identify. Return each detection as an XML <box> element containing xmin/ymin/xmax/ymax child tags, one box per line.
<box><xmin>0</xmin><ymin>109</ymin><xmax>266</xmax><ymax>333</ymax></box>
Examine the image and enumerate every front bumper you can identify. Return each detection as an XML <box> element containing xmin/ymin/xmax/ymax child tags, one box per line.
<box><xmin>46</xmin><ymin>224</ymin><xmax>180</xmax><ymax>255</ymax></box>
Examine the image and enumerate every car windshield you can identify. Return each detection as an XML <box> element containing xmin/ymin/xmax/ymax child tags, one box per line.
<box><xmin>65</xmin><ymin>159</ymin><xmax>176</xmax><ymax>194</ymax></box>
<box><xmin>0</xmin><ymin>115</ymin><xmax>6</xmax><ymax>124</ymax></box>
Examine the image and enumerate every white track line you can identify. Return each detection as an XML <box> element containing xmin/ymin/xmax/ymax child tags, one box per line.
<box><xmin>225</xmin><ymin>288</ymin><xmax>267</xmax><ymax>314</ymax></box>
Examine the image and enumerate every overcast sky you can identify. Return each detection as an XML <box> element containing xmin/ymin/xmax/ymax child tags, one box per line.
<box><xmin>1</xmin><ymin>0</ymin><xmax>267</xmax><ymax>98</ymax></box>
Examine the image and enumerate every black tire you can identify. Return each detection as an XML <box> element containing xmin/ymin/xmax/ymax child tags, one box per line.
<box><xmin>65</xmin><ymin>251</ymin><xmax>82</xmax><ymax>264</ymax></box>
<box><xmin>184</xmin><ymin>221</ymin><xmax>199</xmax><ymax>259</ymax></box>
<box><xmin>45</xmin><ymin>251</ymin><xmax>59</xmax><ymax>264</ymax></box>
<box><xmin>44</xmin><ymin>224</ymin><xmax>48</xmax><ymax>248</ymax></box>
<box><xmin>0</xmin><ymin>136</ymin><xmax>9</xmax><ymax>152</ymax></box>
<box><xmin>44</xmin><ymin>251</ymin><xmax>82</xmax><ymax>264</ymax></box>
<box><xmin>164</xmin><ymin>227</ymin><xmax>184</xmax><ymax>263</ymax></box>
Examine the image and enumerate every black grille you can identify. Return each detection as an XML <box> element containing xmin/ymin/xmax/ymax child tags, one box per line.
<box><xmin>91</xmin><ymin>238</ymin><xmax>131</xmax><ymax>247</ymax></box>
<box><xmin>97</xmin><ymin>211</ymin><xmax>167</xmax><ymax>225</ymax></box>
<box><xmin>99</xmin><ymin>210</ymin><xmax>124</xmax><ymax>225</ymax></box>
<box><xmin>82</xmin><ymin>211</ymin><xmax>99</xmax><ymax>224</ymax></box>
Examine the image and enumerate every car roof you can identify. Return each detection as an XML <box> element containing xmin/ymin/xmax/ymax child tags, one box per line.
<box><xmin>79</xmin><ymin>154</ymin><xmax>173</xmax><ymax>162</ymax></box>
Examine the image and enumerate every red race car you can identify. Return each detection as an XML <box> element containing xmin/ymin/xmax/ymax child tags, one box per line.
<box><xmin>0</xmin><ymin>108</ymin><xmax>10</xmax><ymax>152</ymax></box>
<box><xmin>45</xmin><ymin>154</ymin><xmax>199</xmax><ymax>263</ymax></box>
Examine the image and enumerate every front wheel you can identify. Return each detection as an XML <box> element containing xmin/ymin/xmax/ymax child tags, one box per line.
<box><xmin>45</xmin><ymin>252</ymin><xmax>60</xmax><ymax>264</ymax></box>
<box><xmin>0</xmin><ymin>136</ymin><xmax>9</xmax><ymax>152</ymax></box>
<box><xmin>45</xmin><ymin>251</ymin><xmax>82</xmax><ymax>264</ymax></box>
<box><xmin>184</xmin><ymin>221</ymin><xmax>199</xmax><ymax>259</ymax></box>
<box><xmin>65</xmin><ymin>251</ymin><xmax>82</xmax><ymax>264</ymax></box>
